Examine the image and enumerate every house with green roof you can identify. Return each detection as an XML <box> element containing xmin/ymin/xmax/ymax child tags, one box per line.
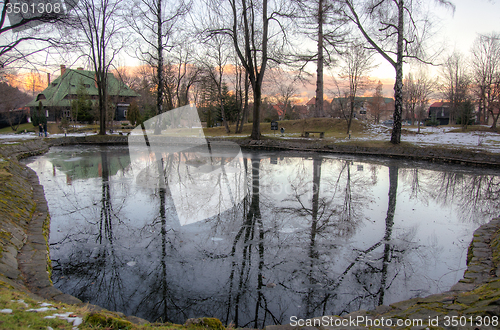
<box><xmin>26</xmin><ymin>65</ymin><xmax>139</xmax><ymax>123</ymax></box>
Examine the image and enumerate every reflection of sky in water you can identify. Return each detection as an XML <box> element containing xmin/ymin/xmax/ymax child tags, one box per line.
<box><xmin>23</xmin><ymin>146</ymin><xmax>500</xmax><ymax>327</ymax></box>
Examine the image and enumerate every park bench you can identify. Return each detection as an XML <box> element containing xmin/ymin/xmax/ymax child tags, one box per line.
<box><xmin>304</xmin><ymin>131</ymin><xmax>325</xmax><ymax>138</ymax></box>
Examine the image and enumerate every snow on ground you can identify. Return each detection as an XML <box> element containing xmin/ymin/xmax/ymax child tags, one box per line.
<box><xmin>1</xmin><ymin>124</ymin><xmax>500</xmax><ymax>153</ymax></box>
<box><xmin>0</xmin><ymin>132</ymin><xmax>95</xmax><ymax>141</ymax></box>
<box><xmin>357</xmin><ymin>124</ymin><xmax>500</xmax><ymax>153</ymax></box>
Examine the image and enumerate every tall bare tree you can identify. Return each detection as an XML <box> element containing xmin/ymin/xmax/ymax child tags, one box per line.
<box><xmin>294</xmin><ymin>0</ymin><xmax>347</xmax><ymax>118</ymax></box>
<box><xmin>471</xmin><ymin>32</ymin><xmax>500</xmax><ymax>129</ymax></box>
<box><xmin>128</xmin><ymin>0</ymin><xmax>189</xmax><ymax>133</ymax></box>
<box><xmin>199</xmin><ymin>34</ymin><xmax>231</xmax><ymax>132</ymax></box>
<box><xmin>207</xmin><ymin>0</ymin><xmax>293</xmax><ymax>140</ymax></box>
<box><xmin>339</xmin><ymin>41</ymin><xmax>375</xmax><ymax>134</ymax></box>
<box><xmin>368</xmin><ymin>80</ymin><xmax>384</xmax><ymax>124</ymax></box>
<box><xmin>344</xmin><ymin>0</ymin><xmax>454</xmax><ymax>144</ymax></box>
<box><xmin>266</xmin><ymin>67</ymin><xmax>298</xmax><ymax>118</ymax></box>
<box><xmin>403</xmin><ymin>70</ymin><xmax>435</xmax><ymax>127</ymax></box>
<box><xmin>440</xmin><ymin>51</ymin><xmax>471</xmax><ymax>125</ymax></box>
<box><xmin>71</xmin><ymin>0</ymin><xmax>127</xmax><ymax>135</ymax></box>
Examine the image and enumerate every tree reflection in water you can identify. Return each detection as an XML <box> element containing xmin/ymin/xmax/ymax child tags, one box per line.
<box><xmin>24</xmin><ymin>147</ymin><xmax>500</xmax><ymax>327</ymax></box>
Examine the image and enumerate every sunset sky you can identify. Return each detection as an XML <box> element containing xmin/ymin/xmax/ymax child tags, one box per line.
<box><xmin>371</xmin><ymin>0</ymin><xmax>500</xmax><ymax>92</ymax></box>
<box><xmin>8</xmin><ymin>0</ymin><xmax>500</xmax><ymax>103</ymax></box>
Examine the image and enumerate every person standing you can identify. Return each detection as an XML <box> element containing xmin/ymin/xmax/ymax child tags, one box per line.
<box><xmin>43</xmin><ymin>122</ymin><xmax>48</xmax><ymax>137</ymax></box>
<box><xmin>38</xmin><ymin>123</ymin><xmax>43</xmax><ymax>137</ymax></box>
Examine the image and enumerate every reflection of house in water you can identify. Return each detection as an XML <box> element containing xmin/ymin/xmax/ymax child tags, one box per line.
<box><xmin>48</xmin><ymin>149</ymin><xmax>131</xmax><ymax>182</ymax></box>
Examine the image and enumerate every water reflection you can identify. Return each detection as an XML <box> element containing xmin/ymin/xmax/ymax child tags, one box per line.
<box><xmin>23</xmin><ymin>146</ymin><xmax>500</xmax><ymax>326</ymax></box>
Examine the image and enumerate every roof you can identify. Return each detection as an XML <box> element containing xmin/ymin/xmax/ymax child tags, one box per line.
<box><xmin>306</xmin><ymin>97</ymin><xmax>330</xmax><ymax>107</ymax></box>
<box><xmin>273</xmin><ymin>103</ymin><xmax>285</xmax><ymax>116</ymax></box>
<box><xmin>430</xmin><ymin>102</ymin><xmax>450</xmax><ymax>108</ymax></box>
<box><xmin>26</xmin><ymin>69</ymin><xmax>139</xmax><ymax>108</ymax></box>
<box><xmin>292</xmin><ymin>105</ymin><xmax>308</xmax><ymax>114</ymax></box>
<box><xmin>333</xmin><ymin>96</ymin><xmax>394</xmax><ymax>104</ymax></box>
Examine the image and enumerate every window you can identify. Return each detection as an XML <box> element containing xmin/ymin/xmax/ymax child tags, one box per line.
<box><xmin>123</xmin><ymin>110</ymin><xmax>127</xmax><ymax>118</ymax></box>
<box><xmin>84</xmin><ymin>84</ymin><xmax>90</xmax><ymax>88</ymax></box>
<box><xmin>52</xmin><ymin>83</ymin><xmax>57</xmax><ymax>87</ymax></box>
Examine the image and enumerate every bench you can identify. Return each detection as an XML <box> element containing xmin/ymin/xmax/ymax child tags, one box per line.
<box><xmin>304</xmin><ymin>131</ymin><xmax>325</xmax><ymax>138</ymax></box>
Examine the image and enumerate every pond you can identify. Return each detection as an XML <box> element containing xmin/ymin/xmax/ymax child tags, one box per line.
<box><xmin>23</xmin><ymin>145</ymin><xmax>500</xmax><ymax>328</ymax></box>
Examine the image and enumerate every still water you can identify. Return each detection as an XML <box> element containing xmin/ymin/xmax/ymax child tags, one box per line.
<box><xmin>24</xmin><ymin>145</ymin><xmax>500</xmax><ymax>328</ymax></box>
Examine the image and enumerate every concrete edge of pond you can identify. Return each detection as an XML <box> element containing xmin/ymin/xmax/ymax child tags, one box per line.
<box><xmin>1</xmin><ymin>136</ymin><xmax>500</xmax><ymax>329</ymax></box>
<box><xmin>47</xmin><ymin>134</ymin><xmax>500</xmax><ymax>168</ymax></box>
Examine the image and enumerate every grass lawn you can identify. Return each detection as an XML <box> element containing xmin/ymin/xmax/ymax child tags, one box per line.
<box><xmin>0</xmin><ymin>286</ymin><xmax>226</xmax><ymax>330</ymax></box>
<box><xmin>0</xmin><ymin>123</ymin><xmax>35</xmax><ymax>134</ymax></box>
<box><xmin>203</xmin><ymin>118</ymin><xmax>370</xmax><ymax>139</ymax></box>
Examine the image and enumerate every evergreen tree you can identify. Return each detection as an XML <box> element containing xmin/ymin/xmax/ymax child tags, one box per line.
<box><xmin>71</xmin><ymin>82</ymin><xmax>94</xmax><ymax>124</ymax></box>
<box><xmin>126</xmin><ymin>100</ymin><xmax>141</xmax><ymax>126</ymax></box>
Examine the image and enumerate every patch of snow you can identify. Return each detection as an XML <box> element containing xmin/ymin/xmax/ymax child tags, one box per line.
<box><xmin>0</xmin><ymin>309</ymin><xmax>13</xmax><ymax>313</ymax></box>
<box><xmin>11</xmin><ymin>299</ymin><xmax>29</xmax><ymax>307</ymax></box>
<box><xmin>27</xmin><ymin>307</ymin><xmax>57</xmax><ymax>312</ymax></box>
<box><xmin>44</xmin><ymin>312</ymin><xmax>83</xmax><ymax>327</ymax></box>
<box><xmin>39</xmin><ymin>302</ymin><xmax>53</xmax><ymax>307</ymax></box>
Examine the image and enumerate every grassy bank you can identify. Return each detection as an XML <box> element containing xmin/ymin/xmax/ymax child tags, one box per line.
<box><xmin>0</xmin><ymin>286</ymin><xmax>226</xmax><ymax>330</ymax></box>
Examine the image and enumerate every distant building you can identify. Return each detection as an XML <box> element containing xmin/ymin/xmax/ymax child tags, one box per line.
<box><xmin>273</xmin><ymin>103</ymin><xmax>286</xmax><ymax>120</ymax></box>
<box><xmin>290</xmin><ymin>105</ymin><xmax>308</xmax><ymax>119</ymax></box>
<box><xmin>26</xmin><ymin>65</ymin><xmax>139</xmax><ymax>123</ymax></box>
<box><xmin>331</xmin><ymin>96</ymin><xmax>394</xmax><ymax>122</ymax></box>
<box><xmin>428</xmin><ymin>102</ymin><xmax>450</xmax><ymax>125</ymax></box>
<box><xmin>306</xmin><ymin>97</ymin><xmax>331</xmax><ymax>118</ymax></box>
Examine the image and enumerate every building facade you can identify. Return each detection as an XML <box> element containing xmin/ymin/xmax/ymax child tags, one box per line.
<box><xmin>26</xmin><ymin>65</ymin><xmax>138</xmax><ymax>123</ymax></box>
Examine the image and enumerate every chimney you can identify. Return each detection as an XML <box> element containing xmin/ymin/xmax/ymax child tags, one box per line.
<box><xmin>77</xmin><ymin>67</ymin><xmax>83</xmax><ymax>71</ymax></box>
<box><xmin>47</xmin><ymin>73</ymin><xmax>50</xmax><ymax>87</ymax></box>
<box><xmin>60</xmin><ymin>65</ymin><xmax>66</xmax><ymax>76</ymax></box>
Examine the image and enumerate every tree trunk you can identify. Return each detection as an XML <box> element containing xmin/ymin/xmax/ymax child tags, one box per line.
<box><xmin>155</xmin><ymin>0</ymin><xmax>163</xmax><ymax>135</ymax></box>
<box><xmin>490</xmin><ymin>110</ymin><xmax>499</xmax><ymax>130</ymax></box>
<box><xmin>251</xmin><ymin>83</ymin><xmax>261</xmax><ymax>139</ymax></box>
<box><xmin>390</xmin><ymin>0</ymin><xmax>404</xmax><ymax>144</ymax></box>
<box><xmin>346</xmin><ymin>96</ymin><xmax>354</xmax><ymax>134</ymax></box>
<box><xmin>315</xmin><ymin>0</ymin><xmax>324</xmax><ymax>118</ymax></box>
<box><xmin>220</xmin><ymin>92</ymin><xmax>230</xmax><ymax>133</ymax></box>
<box><xmin>378</xmin><ymin>164</ymin><xmax>398</xmax><ymax>305</ymax></box>
<box><xmin>98</xmin><ymin>74</ymin><xmax>107</xmax><ymax>135</ymax></box>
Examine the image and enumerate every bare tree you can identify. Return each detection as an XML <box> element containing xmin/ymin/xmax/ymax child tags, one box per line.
<box><xmin>207</xmin><ymin>0</ymin><xmax>293</xmax><ymax>140</ymax></box>
<box><xmin>266</xmin><ymin>68</ymin><xmax>298</xmax><ymax>119</ymax></box>
<box><xmin>339</xmin><ymin>42</ymin><xmax>375</xmax><ymax>134</ymax></box>
<box><xmin>199</xmin><ymin>34</ymin><xmax>231</xmax><ymax>133</ymax></box>
<box><xmin>0</xmin><ymin>0</ymin><xmax>72</xmax><ymax>69</ymax></box>
<box><xmin>367</xmin><ymin>80</ymin><xmax>384</xmax><ymax>124</ymax></box>
<box><xmin>128</xmin><ymin>0</ymin><xmax>189</xmax><ymax>133</ymax></box>
<box><xmin>403</xmin><ymin>70</ymin><xmax>436</xmax><ymax>128</ymax></box>
<box><xmin>344</xmin><ymin>0</ymin><xmax>455</xmax><ymax>144</ymax></box>
<box><xmin>167</xmin><ymin>43</ymin><xmax>202</xmax><ymax>108</ymax></box>
<box><xmin>70</xmin><ymin>0</ymin><xmax>127</xmax><ymax>135</ymax></box>
<box><xmin>233</xmin><ymin>55</ymin><xmax>251</xmax><ymax>133</ymax></box>
<box><xmin>295</xmin><ymin>0</ymin><xmax>347</xmax><ymax>118</ymax></box>
<box><xmin>440</xmin><ymin>51</ymin><xmax>471</xmax><ymax>125</ymax></box>
<box><xmin>471</xmin><ymin>33</ymin><xmax>500</xmax><ymax>129</ymax></box>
